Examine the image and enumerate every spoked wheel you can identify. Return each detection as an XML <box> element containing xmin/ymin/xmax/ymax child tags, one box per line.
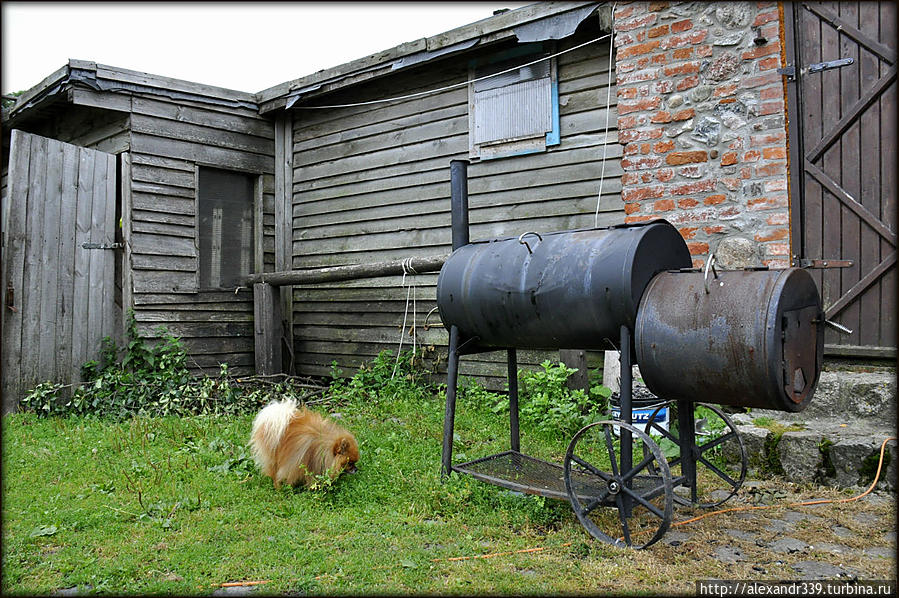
<box><xmin>643</xmin><ymin>402</ymin><xmax>747</xmax><ymax>508</ymax></box>
<box><xmin>563</xmin><ymin>420</ymin><xmax>674</xmax><ymax>549</ymax></box>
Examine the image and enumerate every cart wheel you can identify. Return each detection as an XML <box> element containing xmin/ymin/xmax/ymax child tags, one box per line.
<box><xmin>563</xmin><ymin>420</ymin><xmax>673</xmax><ymax>549</ymax></box>
<box><xmin>643</xmin><ymin>402</ymin><xmax>747</xmax><ymax>508</ymax></box>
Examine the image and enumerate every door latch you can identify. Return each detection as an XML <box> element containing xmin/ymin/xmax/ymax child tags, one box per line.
<box><xmin>778</xmin><ymin>57</ymin><xmax>854</xmax><ymax>81</ymax></box>
<box><xmin>81</xmin><ymin>242</ymin><xmax>123</xmax><ymax>250</ymax></box>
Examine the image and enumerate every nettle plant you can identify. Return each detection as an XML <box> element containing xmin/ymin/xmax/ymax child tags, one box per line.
<box><xmin>21</xmin><ymin>312</ymin><xmax>286</xmax><ymax>418</ymax></box>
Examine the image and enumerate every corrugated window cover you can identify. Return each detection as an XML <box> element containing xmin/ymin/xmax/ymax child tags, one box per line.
<box><xmin>474</xmin><ymin>77</ymin><xmax>552</xmax><ymax>145</ymax></box>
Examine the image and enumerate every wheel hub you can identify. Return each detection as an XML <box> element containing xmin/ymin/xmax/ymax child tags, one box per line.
<box><xmin>607</xmin><ymin>479</ymin><xmax>622</xmax><ymax>495</ymax></box>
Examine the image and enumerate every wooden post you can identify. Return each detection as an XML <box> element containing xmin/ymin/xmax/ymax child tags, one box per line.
<box><xmin>253</xmin><ymin>282</ymin><xmax>282</xmax><ymax>376</ymax></box>
<box><xmin>559</xmin><ymin>349</ymin><xmax>589</xmax><ymax>393</ymax></box>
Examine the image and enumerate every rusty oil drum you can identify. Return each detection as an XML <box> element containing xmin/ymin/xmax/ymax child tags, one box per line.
<box><xmin>437</xmin><ymin>220</ymin><xmax>692</xmax><ymax>350</ymax></box>
<box><xmin>634</xmin><ymin>267</ymin><xmax>824</xmax><ymax>412</ymax></box>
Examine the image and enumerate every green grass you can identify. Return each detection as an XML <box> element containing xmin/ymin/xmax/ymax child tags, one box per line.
<box><xmin>3</xmin><ymin>363</ymin><xmax>895</xmax><ymax>595</ymax></box>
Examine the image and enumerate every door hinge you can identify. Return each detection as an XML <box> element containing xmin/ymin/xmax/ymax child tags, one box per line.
<box><xmin>81</xmin><ymin>242</ymin><xmax>123</xmax><ymax>250</ymax></box>
<box><xmin>6</xmin><ymin>285</ymin><xmax>16</xmax><ymax>312</ymax></box>
<box><xmin>778</xmin><ymin>57</ymin><xmax>854</xmax><ymax>81</ymax></box>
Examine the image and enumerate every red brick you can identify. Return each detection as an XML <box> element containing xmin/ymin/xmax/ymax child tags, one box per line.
<box><xmin>721</xmin><ymin>178</ymin><xmax>741</xmax><ymax>191</ymax></box>
<box><xmin>758</xmin><ymin>56</ymin><xmax>781</xmax><ymax>71</ymax></box>
<box><xmin>754</xmin><ymin>228</ymin><xmax>789</xmax><ymax>242</ymax></box>
<box><xmin>676</xmin><ymin>75</ymin><xmax>700</xmax><ymax>91</ymax></box>
<box><xmin>617</xmin><ymin>69</ymin><xmax>659</xmax><ymax>85</ymax></box>
<box><xmin>673</xmin><ymin>47</ymin><xmax>694</xmax><ymax>60</ymax></box>
<box><xmin>622</xmin><ymin>156</ymin><xmax>664</xmax><ymax>170</ymax></box>
<box><xmin>619</xmin><ymin>128</ymin><xmax>664</xmax><ymax>143</ymax></box>
<box><xmin>740</xmin><ymin>167</ymin><xmax>753</xmax><ymax>179</ymax></box>
<box><xmin>617</xmin><ymin>13</ymin><xmax>658</xmax><ymax>32</ymax></box>
<box><xmin>763</xmin><ymin>243</ymin><xmax>790</xmax><ymax>257</ymax></box>
<box><xmin>654</xmin><ymin>199</ymin><xmax>676</xmax><ymax>212</ymax></box>
<box><xmin>673</xmin><ymin>108</ymin><xmax>695</xmax><ymax>121</ymax></box>
<box><xmin>763</xmin><ymin>258</ymin><xmax>791</xmax><ymax>269</ymax></box>
<box><xmin>656</xmin><ymin>168</ymin><xmax>675</xmax><ymax>182</ymax></box>
<box><xmin>663</xmin><ymin>62</ymin><xmax>700</xmax><ymax>77</ymax></box>
<box><xmin>743</xmin><ymin>149</ymin><xmax>762</xmax><ymax>162</ymax></box>
<box><xmin>762</xmin><ymin>147</ymin><xmax>787</xmax><ymax>160</ymax></box>
<box><xmin>654</xmin><ymin>79</ymin><xmax>675</xmax><ymax>94</ymax></box>
<box><xmin>741</xmin><ymin>43</ymin><xmax>781</xmax><ymax>61</ymax></box>
<box><xmin>662</xmin><ymin>30</ymin><xmax>708</xmax><ymax>50</ymax></box>
<box><xmin>636</xmin><ymin>56</ymin><xmax>651</xmax><ymax>69</ymax></box>
<box><xmin>651</xmin><ymin>111</ymin><xmax>673</xmax><ymax>123</ymax></box>
<box><xmin>642</xmin><ymin>172</ymin><xmax>653</xmax><ymax>183</ymax></box>
<box><xmin>666</xmin><ymin>151</ymin><xmax>708</xmax><ymax>165</ymax></box>
<box><xmin>678</xmin><ymin>165</ymin><xmax>705</xmax><ymax>178</ymax></box>
<box><xmin>765</xmin><ymin>179</ymin><xmax>788</xmax><ymax>192</ymax></box>
<box><xmin>714</xmin><ymin>83</ymin><xmax>739</xmax><ymax>97</ymax></box>
<box><xmin>617</xmin><ymin>115</ymin><xmax>643</xmax><ymax>130</ymax></box>
<box><xmin>653</xmin><ymin>139</ymin><xmax>675</xmax><ymax>153</ymax></box>
<box><xmin>760</xmin><ymin>86</ymin><xmax>783</xmax><ymax>100</ymax></box>
<box><xmin>766</xmin><ymin>212</ymin><xmax>789</xmax><ymax>226</ymax></box>
<box><xmin>648</xmin><ymin>1</ymin><xmax>669</xmax><ymax>11</ymax></box>
<box><xmin>618</xmin><ymin>87</ymin><xmax>639</xmax><ymax>99</ymax></box>
<box><xmin>747</xmin><ymin>196</ymin><xmax>789</xmax><ymax>210</ymax></box>
<box><xmin>671</xmin><ymin>179</ymin><xmax>717</xmax><ymax>195</ymax></box>
<box><xmin>618</xmin><ymin>40</ymin><xmax>661</xmax><ymax>59</ymax></box>
<box><xmin>728</xmin><ymin>139</ymin><xmax>744</xmax><ymax>150</ymax></box>
<box><xmin>625</xmin><ymin>215</ymin><xmax>656</xmax><ymax>224</ymax></box>
<box><xmin>618</xmin><ymin>97</ymin><xmax>663</xmax><ymax>115</ymax></box>
<box><xmin>651</xmin><ymin>52</ymin><xmax>668</xmax><ymax>65</ymax></box>
<box><xmin>640</xmin><ymin>142</ymin><xmax>652</xmax><ymax>154</ymax></box>
<box><xmin>624</xmin><ymin>143</ymin><xmax>641</xmax><ymax>156</ymax></box>
<box><xmin>678</xmin><ymin>198</ymin><xmax>700</xmax><ymax>209</ymax></box>
<box><xmin>621</xmin><ymin>172</ymin><xmax>642</xmax><ymax>185</ymax></box>
<box><xmin>755</xmin><ymin>162</ymin><xmax>786</xmax><ymax>177</ymax></box>
<box><xmin>696</xmin><ymin>44</ymin><xmax>713</xmax><ymax>57</ymax></box>
<box><xmin>648</xmin><ymin>24</ymin><xmax>670</xmax><ymax>38</ymax></box>
<box><xmin>687</xmin><ymin>241</ymin><xmax>710</xmax><ymax>255</ymax></box>
<box><xmin>704</xmin><ymin>194</ymin><xmax>727</xmax><ymax>206</ymax></box>
<box><xmin>614</xmin><ymin>6</ymin><xmax>635</xmax><ymax>19</ymax></box>
<box><xmin>741</xmin><ymin>71</ymin><xmax>782</xmax><ymax>88</ymax></box>
<box><xmin>759</xmin><ymin>100</ymin><xmax>784</xmax><ymax>115</ymax></box>
<box><xmin>703</xmin><ymin>225</ymin><xmax>726</xmax><ymax>235</ymax></box>
<box><xmin>671</xmin><ymin>19</ymin><xmax>693</xmax><ymax>33</ymax></box>
<box><xmin>721</xmin><ymin>152</ymin><xmax>738</xmax><ymax>166</ymax></box>
<box><xmin>624</xmin><ymin>202</ymin><xmax>642</xmax><ymax>215</ymax></box>
<box><xmin>678</xmin><ymin>227</ymin><xmax>698</xmax><ymax>239</ymax></box>
<box><xmin>719</xmin><ymin>206</ymin><xmax>741</xmax><ymax>218</ymax></box>
<box><xmin>753</xmin><ymin>10</ymin><xmax>779</xmax><ymax>27</ymax></box>
<box><xmin>623</xmin><ymin>185</ymin><xmax>666</xmax><ymax>203</ymax></box>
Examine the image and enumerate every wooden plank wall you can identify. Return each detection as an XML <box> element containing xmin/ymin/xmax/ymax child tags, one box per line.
<box><xmin>123</xmin><ymin>91</ymin><xmax>276</xmax><ymax>376</ymax></box>
<box><xmin>290</xmin><ymin>31</ymin><xmax>622</xmax><ymax>387</ymax></box>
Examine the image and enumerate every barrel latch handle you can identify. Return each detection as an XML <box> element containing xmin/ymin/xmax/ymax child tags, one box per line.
<box><xmin>518</xmin><ymin>231</ymin><xmax>543</xmax><ymax>254</ymax></box>
<box><xmin>703</xmin><ymin>253</ymin><xmax>719</xmax><ymax>294</ymax></box>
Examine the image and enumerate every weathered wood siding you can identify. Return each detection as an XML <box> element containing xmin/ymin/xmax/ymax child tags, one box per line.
<box><xmin>124</xmin><ymin>90</ymin><xmax>276</xmax><ymax>375</ymax></box>
<box><xmin>290</xmin><ymin>31</ymin><xmax>621</xmax><ymax>385</ymax></box>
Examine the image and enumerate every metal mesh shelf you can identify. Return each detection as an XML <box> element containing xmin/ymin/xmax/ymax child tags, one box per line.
<box><xmin>453</xmin><ymin>450</ymin><xmax>670</xmax><ymax>505</ymax></box>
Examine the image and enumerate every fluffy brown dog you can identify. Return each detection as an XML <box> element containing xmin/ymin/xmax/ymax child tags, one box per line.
<box><xmin>249</xmin><ymin>399</ymin><xmax>359</xmax><ymax>489</ymax></box>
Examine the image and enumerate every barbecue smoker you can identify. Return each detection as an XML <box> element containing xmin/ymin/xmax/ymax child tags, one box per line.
<box><xmin>437</xmin><ymin>161</ymin><xmax>832</xmax><ymax>549</ymax></box>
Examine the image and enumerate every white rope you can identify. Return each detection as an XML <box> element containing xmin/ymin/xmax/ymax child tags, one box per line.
<box><xmin>392</xmin><ymin>258</ymin><xmax>419</xmax><ymax>379</ymax></box>
<box><xmin>594</xmin><ymin>4</ymin><xmax>616</xmax><ymax>228</ymax></box>
<box><xmin>293</xmin><ymin>33</ymin><xmax>613</xmax><ymax>110</ymax></box>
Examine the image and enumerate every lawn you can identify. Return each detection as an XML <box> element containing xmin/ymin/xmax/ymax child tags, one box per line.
<box><xmin>2</xmin><ymin>352</ymin><xmax>895</xmax><ymax>595</ymax></box>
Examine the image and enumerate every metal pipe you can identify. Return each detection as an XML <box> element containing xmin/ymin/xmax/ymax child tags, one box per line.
<box><xmin>677</xmin><ymin>400</ymin><xmax>697</xmax><ymax>503</ymax></box>
<box><xmin>441</xmin><ymin>325</ymin><xmax>461</xmax><ymax>477</ymax></box>
<box><xmin>620</xmin><ymin>325</ymin><xmax>633</xmax><ymax>518</ymax></box>
<box><xmin>450</xmin><ymin>160</ymin><xmax>470</xmax><ymax>251</ymax></box>
<box><xmin>508</xmin><ymin>349</ymin><xmax>520</xmax><ymax>453</ymax></box>
<box><xmin>244</xmin><ymin>254</ymin><xmax>447</xmax><ymax>286</ymax></box>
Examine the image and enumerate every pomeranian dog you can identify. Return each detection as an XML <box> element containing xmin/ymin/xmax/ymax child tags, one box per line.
<box><xmin>249</xmin><ymin>399</ymin><xmax>359</xmax><ymax>489</ymax></box>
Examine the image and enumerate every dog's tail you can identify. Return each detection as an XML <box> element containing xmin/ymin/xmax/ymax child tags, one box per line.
<box><xmin>249</xmin><ymin>398</ymin><xmax>297</xmax><ymax>466</ymax></box>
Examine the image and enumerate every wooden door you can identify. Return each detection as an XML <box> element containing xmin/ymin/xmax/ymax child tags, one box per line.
<box><xmin>1</xmin><ymin>130</ymin><xmax>117</xmax><ymax>411</ymax></box>
<box><xmin>784</xmin><ymin>2</ymin><xmax>896</xmax><ymax>357</ymax></box>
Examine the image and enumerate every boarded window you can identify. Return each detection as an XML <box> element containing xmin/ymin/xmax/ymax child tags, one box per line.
<box><xmin>469</xmin><ymin>48</ymin><xmax>559</xmax><ymax>160</ymax></box>
<box><xmin>197</xmin><ymin>167</ymin><xmax>254</xmax><ymax>290</ymax></box>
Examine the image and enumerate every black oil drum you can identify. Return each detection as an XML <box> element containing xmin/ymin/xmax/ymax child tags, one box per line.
<box><xmin>634</xmin><ymin>267</ymin><xmax>824</xmax><ymax>412</ymax></box>
<box><xmin>436</xmin><ymin>220</ymin><xmax>692</xmax><ymax>350</ymax></box>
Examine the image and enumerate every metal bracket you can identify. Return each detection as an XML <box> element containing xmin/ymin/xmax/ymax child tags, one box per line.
<box><xmin>778</xmin><ymin>57</ymin><xmax>854</xmax><ymax>81</ymax></box>
<box><xmin>81</xmin><ymin>242</ymin><xmax>123</xmax><ymax>250</ymax></box>
<box><xmin>796</xmin><ymin>258</ymin><xmax>853</xmax><ymax>269</ymax></box>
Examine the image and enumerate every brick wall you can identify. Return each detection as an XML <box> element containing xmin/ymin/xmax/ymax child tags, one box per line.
<box><xmin>614</xmin><ymin>1</ymin><xmax>791</xmax><ymax>268</ymax></box>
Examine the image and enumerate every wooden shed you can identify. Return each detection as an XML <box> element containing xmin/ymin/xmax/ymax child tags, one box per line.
<box><xmin>1</xmin><ymin>60</ymin><xmax>277</xmax><ymax>410</ymax></box>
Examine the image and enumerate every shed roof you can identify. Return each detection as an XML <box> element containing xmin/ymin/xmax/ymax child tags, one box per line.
<box><xmin>3</xmin><ymin>1</ymin><xmax>607</xmax><ymax>125</ymax></box>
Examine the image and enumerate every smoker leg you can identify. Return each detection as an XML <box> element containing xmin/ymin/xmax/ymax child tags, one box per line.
<box><xmin>508</xmin><ymin>348</ymin><xmax>520</xmax><ymax>453</ymax></box>
<box><xmin>677</xmin><ymin>399</ymin><xmax>697</xmax><ymax>504</ymax></box>
<box><xmin>441</xmin><ymin>325</ymin><xmax>461</xmax><ymax>478</ymax></box>
<box><xmin>619</xmin><ymin>325</ymin><xmax>633</xmax><ymax>519</ymax></box>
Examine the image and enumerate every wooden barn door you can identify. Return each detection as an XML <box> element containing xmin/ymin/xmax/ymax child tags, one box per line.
<box><xmin>1</xmin><ymin>130</ymin><xmax>118</xmax><ymax>411</ymax></box>
<box><xmin>784</xmin><ymin>2</ymin><xmax>897</xmax><ymax>358</ymax></box>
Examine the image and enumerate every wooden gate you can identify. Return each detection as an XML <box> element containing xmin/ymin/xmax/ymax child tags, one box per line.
<box><xmin>1</xmin><ymin>130</ymin><xmax>118</xmax><ymax>411</ymax></box>
<box><xmin>784</xmin><ymin>2</ymin><xmax>896</xmax><ymax>357</ymax></box>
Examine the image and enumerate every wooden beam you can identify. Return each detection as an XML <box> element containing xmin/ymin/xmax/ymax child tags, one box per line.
<box><xmin>244</xmin><ymin>254</ymin><xmax>448</xmax><ymax>287</ymax></box>
<box><xmin>253</xmin><ymin>282</ymin><xmax>283</xmax><ymax>376</ymax></box>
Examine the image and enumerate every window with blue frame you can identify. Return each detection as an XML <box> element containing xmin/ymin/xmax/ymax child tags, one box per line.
<box><xmin>468</xmin><ymin>43</ymin><xmax>560</xmax><ymax>160</ymax></box>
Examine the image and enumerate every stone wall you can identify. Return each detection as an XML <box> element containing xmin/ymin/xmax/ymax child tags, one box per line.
<box><xmin>613</xmin><ymin>1</ymin><xmax>791</xmax><ymax>268</ymax></box>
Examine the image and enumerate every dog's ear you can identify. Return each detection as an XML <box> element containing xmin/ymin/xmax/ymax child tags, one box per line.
<box><xmin>333</xmin><ymin>437</ymin><xmax>349</xmax><ymax>456</ymax></box>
